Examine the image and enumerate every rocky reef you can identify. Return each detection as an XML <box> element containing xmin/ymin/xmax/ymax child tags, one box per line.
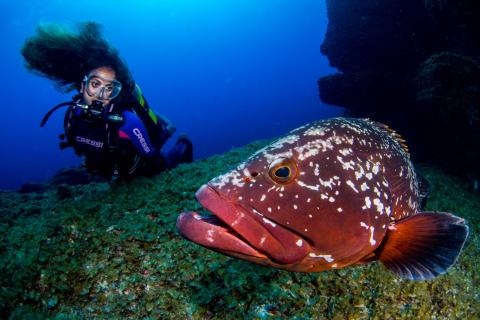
<box><xmin>319</xmin><ymin>0</ymin><xmax>480</xmax><ymax>186</ymax></box>
<box><xmin>0</xmin><ymin>141</ymin><xmax>479</xmax><ymax>319</ymax></box>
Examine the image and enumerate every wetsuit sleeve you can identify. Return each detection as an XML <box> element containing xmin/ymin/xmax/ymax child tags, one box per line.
<box><xmin>129</xmin><ymin>84</ymin><xmax>175</xmax><ymax>149</ymax></box>
<box><xmin>118</xmin><ymin>111</ymin><xmax>155</xmax><ymax>157</ymax></box>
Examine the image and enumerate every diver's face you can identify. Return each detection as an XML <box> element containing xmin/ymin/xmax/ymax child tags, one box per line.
<box><xmin>81</xmin><ymin>67</ymin><xmax>118</xmax><ymax>107</ymax></box>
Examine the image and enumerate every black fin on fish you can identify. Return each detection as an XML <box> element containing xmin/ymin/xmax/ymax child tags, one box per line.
<box><xmin>416</xmin><ymin>174</ymin><xmax>430</xmax><ymax>209</ymax></box>
<box><xmin>377</xmin><ymin>212</ymin><xmax>469</xmax><ymax>281</ymax></box>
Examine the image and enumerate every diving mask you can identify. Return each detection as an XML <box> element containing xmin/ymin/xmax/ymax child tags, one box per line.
<box><xmin>83</xmin><ymin>74</ymin><xmax>122</xmax><ymax>100</ymax></box>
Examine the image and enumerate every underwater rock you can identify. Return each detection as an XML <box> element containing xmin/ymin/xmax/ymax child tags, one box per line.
<box><xmin>49</xmin><ymin>167</ymin><xmax>107</xmax><ymax>186</ymax></box>
<box><xmin>412</xmin><ymin>52</ymin><xmax>480</xmax><ymax>182</ymax></box>
<box><xmin>18</xmin><ymin>167</ymin><xmax>107</xmax><ymax>194</ymax></box>
<box><xmin>319</xmin><ymin>0</ymin><xmax>480</xmax><ymax>185</ymax></box>
<box><xmin>18</xmin><ymin>182</ymin><xmax>49</xmax><ymax>194</ymax></box>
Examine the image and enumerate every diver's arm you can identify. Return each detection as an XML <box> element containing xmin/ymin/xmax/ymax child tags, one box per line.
<box><xmin>130</xmin><ymin>83</ymin><xmax>175</xmax><ymax>148</ymax></box>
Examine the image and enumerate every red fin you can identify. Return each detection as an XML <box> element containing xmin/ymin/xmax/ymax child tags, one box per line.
<box><xmin>377</xmin><ymin>212</ymin><xmax>469</xmax><ymax>280</ymax></box>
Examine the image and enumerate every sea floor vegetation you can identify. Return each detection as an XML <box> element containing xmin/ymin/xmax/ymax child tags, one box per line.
<box><xmin>1</xmin><ymin>140</ymin><xmax>479</xmax><ymax>319</ymax></box>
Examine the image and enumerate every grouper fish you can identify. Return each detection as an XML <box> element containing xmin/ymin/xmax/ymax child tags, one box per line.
<box><xmin>176</xmin><ymin>118</ymin><xmax>469</xmax><ymax>280</ymax></box>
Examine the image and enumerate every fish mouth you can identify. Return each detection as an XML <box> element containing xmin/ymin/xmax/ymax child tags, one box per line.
<box><xmin>176</xmin><ymin>184</ymin><xmax>310</xmax><ymax>264</ymax></box>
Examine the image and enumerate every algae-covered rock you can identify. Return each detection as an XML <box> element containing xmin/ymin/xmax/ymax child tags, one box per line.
<box><xmin>0</xmin><ymin>141</ymin><xmax>479</xmax><ymax>319</ymax></box>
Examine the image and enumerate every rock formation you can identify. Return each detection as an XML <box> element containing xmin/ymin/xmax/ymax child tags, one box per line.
<box><xmin>319</xmin><ymin>0</ymin><xmax>480</xmax><ymax>187</ymax></box>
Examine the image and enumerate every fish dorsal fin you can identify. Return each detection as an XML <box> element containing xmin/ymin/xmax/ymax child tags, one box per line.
<box><xmin>376</xmin><ymin>212</ymin><xmax>469</xmax><ymax>280</ymax></box>
<box><xmin>363</xmin><ymin>119</ymin><xmax>410</xmax><ymax>156</ymax></box>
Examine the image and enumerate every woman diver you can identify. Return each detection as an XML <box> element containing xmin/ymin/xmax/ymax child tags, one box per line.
<box><xmin>21</xmin><ymin>22</ymin><xmax>193</xmax><ymax>180</ymax></box>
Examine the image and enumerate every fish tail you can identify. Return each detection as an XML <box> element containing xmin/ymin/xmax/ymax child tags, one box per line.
<box><xmin>376</xmin><ymin>212</ymin><xmax>469</xmax><ymax>280</ymax></box>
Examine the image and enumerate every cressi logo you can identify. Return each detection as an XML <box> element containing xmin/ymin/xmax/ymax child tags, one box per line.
<box><xmin>133</xmin><ymin>128</ymin><xmax>151</xmax><ymax>153</ymax></box>
<box><xmin>76</xmin><ymin>136</ymin><xmax>103</xmax><ymax>148</ymax></box>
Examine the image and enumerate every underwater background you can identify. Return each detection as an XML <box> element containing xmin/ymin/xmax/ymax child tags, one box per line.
<box><xmin>0</xmin><ymin>0</ymin><xmax>340</xmax><ymax>191</ymax></box>
<box><xmin>1</xmin><ymin>0</ymin><xmax>479</xmax><ymax>319</ymax></box>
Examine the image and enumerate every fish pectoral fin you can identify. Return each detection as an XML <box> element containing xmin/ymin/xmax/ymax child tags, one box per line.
<box><xmin>376</xmin><ymin>212</ymin><xmax>469</xmax><ymax>281</ymax></box>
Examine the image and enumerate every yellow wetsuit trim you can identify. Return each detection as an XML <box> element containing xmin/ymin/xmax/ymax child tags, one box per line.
<box><xmin>134</xmin><ymin>84</ymin><xmax>158</xmax><ymax>125</ymax></box>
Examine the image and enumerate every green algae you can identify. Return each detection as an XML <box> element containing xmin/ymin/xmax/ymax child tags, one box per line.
<box><xmin>0</xmin><ymin>140</ymin><xmax>479</xmax><ymax>319</ymax></box>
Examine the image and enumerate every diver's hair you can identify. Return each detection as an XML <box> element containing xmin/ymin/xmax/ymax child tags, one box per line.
<box><xmin>21</xmin><ymin>22</ymin><xmax>133</xmax><ymax>102</ymax></box>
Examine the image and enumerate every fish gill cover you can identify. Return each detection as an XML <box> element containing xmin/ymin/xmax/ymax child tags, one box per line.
<box><xmin>0</xmin><ymin>141</ymin><xmax>479</xmax><ymax>319</ymax></box>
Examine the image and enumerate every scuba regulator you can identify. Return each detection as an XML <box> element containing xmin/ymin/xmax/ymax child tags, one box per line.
<box><xmin>72</xmin><ymin>100</ymin><xmax>124</xmax><ymax>124</ymax></box>
<box><xmin>40</xmin><ymin>97</ymin><xmax>125</xmax><ymax>151</ymax></box>
<box><xmin>41</xmin><ymin>98</ymin><xmax>125</xmax><ymax>127</ymax></box>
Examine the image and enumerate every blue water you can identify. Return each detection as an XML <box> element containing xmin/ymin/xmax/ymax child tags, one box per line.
<box><xmin>0</xmin><ymin>0</ymin><xmax>341</xmax><ymax>190</ymax></box>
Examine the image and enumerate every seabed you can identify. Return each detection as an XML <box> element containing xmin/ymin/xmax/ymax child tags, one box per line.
<box><xmin>1</xmin><ymin>140</ymin><xmax>478</xmax><ymax>319</ymax></box>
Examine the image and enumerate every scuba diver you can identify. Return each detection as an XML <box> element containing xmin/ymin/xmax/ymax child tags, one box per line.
<box><xmin>21</xmin><ymin>22</ymin><xmax>193</xmax><ymax>181</ymax></box>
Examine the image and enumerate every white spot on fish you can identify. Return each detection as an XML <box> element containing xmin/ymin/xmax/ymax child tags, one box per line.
<box><xmin>260</xmin><ymin>194</ymin><xmax>266</xmax><ymax>202</ymax></box>
<box><xmin>319</xmin><ymin>177</ymin><xmax>335</xmax><ymax>189</ymax></box>
<box><xmin>253</xmin><ymin>209</ymin><xmax>263</xmax><ymax>217</ymax></box>
<box><xmin>262</xmin><ymin>217</ymin><xmax>277</xmax><ymax>227</ymax></box>
<box><xmin>337</xmin><ymin>156</ymin><xmax>355</xmax><ymax>170</ymax></box>
<box><xmin>296</xmin><ymin>240</ymin><xmax>303</xmax><ymax>247</ymax></box>
<box><xmin>355</xmin><ymin>166</ymin><xmax>365</xmax><ymax>180</ymax></box>
<box><xmin>373</xmin><ymin>198</ymin><xmax>384</xmax><ymax>214</ymax></box>
<box><xmin>260</xmin><ymin>236</ymin><xmax>266</xmax><ymax>245</ymax></box>
<box><xmin>304</xmin><ymin>127</ymin><xmax>326</xmax><ymax>136</ymax></box>
<box><xmin>309</xmin><ymin>253</ymin><xmax>334</xmax><ymax>262</ymax></box>
<box><xmin>337</xmin><ymin>208</ymin><xmax>343</xmax><ymax>213</ymax></box>
<box><xmin>297</xmin><ymin>180</ymin><xmax>320</xmax><ymax>191</ymax></box>
<box><xmin>365</xmin><ymin>197</ymin><xmax>371</xmax><ymax>209</ymax></box>
<box><xmin>369</xmin><ymin>226</ymin><xmax>376</xmax><ymax>246</ymax></box>
<box><xmin>360</xmin><ymin>182</ymin><xmax>369</xmax><ymax>191</ymax></box>
<box><xmin>207</xmin><ymin>230</ymin><xmax>215</xmax><ymax>243</ymax></box>
<box><xmin>346</xmin><ymin>180</ymin><xmax>359</xmax><ymax>193</ymax></box>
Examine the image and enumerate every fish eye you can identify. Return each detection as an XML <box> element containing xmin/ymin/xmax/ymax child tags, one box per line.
<box><xmin>274</xmin><ymin>166</ymin><xmax>290</xmax><ymax>178</ymax></box>
<box><xmin>268</xmin><ymin>158</ymin><xmax>297</xmax><ymax>184</ymax></box>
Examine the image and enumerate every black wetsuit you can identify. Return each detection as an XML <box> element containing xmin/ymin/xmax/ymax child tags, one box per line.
<box><xmin>64</xmin><ymin>84</ymin><xmax>192</xmax><ymax>179</ymax></box>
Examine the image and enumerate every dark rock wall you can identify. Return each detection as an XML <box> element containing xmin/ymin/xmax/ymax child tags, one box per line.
<box><xmin>319</xmin><ymin>0</ymin><xmax>480</xmax><ymax>185</ymax></box>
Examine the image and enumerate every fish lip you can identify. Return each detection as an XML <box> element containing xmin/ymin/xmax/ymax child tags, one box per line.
<box><xmin>176</xmin><ymin>184</ymin><xmax>267</xmax><ymax>259</ymax></box>
<box><xmin>178</xmin><ymin>184</ymin><xmax>310</xmax><ymax>264</ymax></box>
<box><xmin>176</xmin><ymin>211</ymin><xmax>266</xmax><ymax>259</ymax></box>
